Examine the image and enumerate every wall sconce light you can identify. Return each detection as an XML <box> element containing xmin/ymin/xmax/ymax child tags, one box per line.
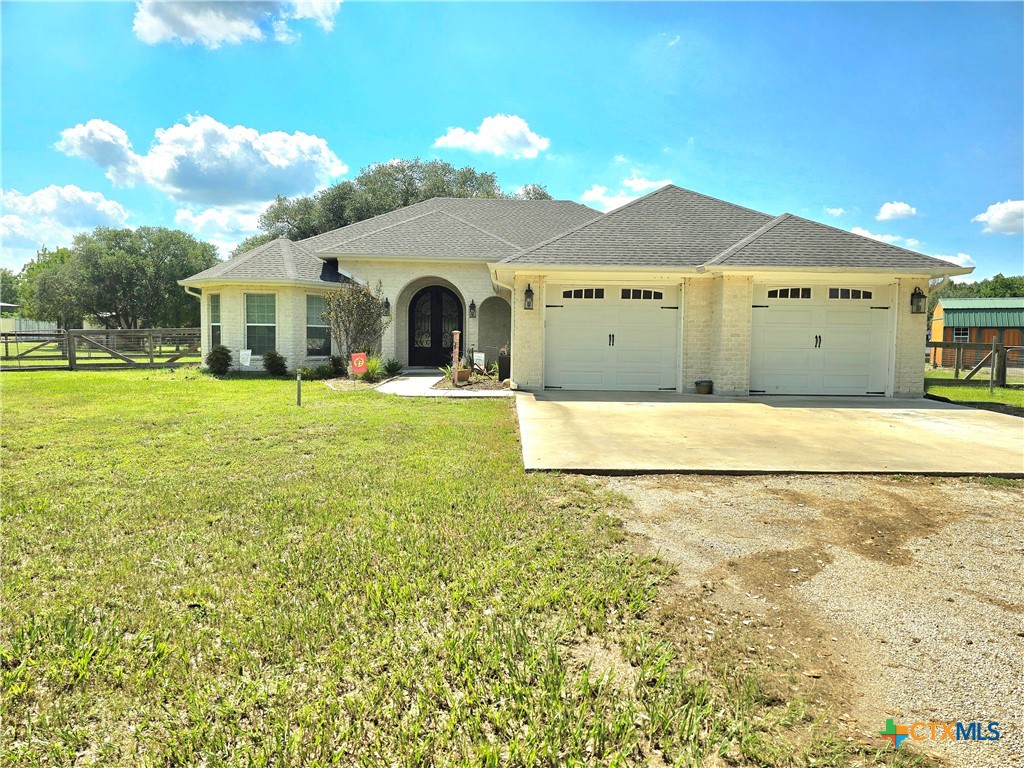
<box><xmin>469</xmin><ymin>299</ymin><xmax>477</xmax><ymax>318</ymax></box>
<box><xmin>381</xmin><ymin>298</ymin><xmax>391</xmax><ymax>317</ymax></box>
<box><xmin>524</xmin><ymin>284</ymin><xmax>534</xmax><ymax>310</ymax></box>
<box><xmin>910</xmin><ymin>287</ymin><xmax>926</xmax><ymax>315</ymax></box>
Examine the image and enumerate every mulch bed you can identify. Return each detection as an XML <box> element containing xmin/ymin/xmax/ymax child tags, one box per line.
<box><xmin>432</xmin><ymin>376</ymin><xmax>508</xmax><ymax>391</ymax></box>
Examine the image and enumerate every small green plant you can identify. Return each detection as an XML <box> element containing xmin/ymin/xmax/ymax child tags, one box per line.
<box><xmin>329</xmin><ymin>354</ymin><xmax>347</xmax><ymax>377</ymax></box>
<box><xmin>360</xmin><ymin>355</ymin><xmax>385</xmax><ymax>383</ymax></box>
<box><xmin>205</xmin><ymin>345</ymin><xmax>232</xmax><ymax>376</ymax></box>
<box><xmin>296</xmin><ymin>364</ymin><xmax>338</xmax><ymax>381</ymax></box>
<box><xmin>383</xmin><ymin>358</ymin><xmax>404</xmax><ymax>377</ymax></box>
<box><xmin>262</xmin><ymin>350</ymin><xmax>288</xmax><ymax>377</ymax></box>
<box><xmin>438</xmin><ymin>364</ymin><xmax>453</xmax><ymax>380</ymax></box>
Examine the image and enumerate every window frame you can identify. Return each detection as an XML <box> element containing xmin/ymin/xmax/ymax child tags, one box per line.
<box><xmin>620</xmin><ymin>288</ymin><xmax>664</xmax><ymax>301</ymax></box>
<box><xmin>561</xmin><ymin>288</ymin><xmax>605</xmax><ymax>300</ymax></box>
<box><xmin>767</xmin><ymin>287</ymin><xmax>812</xmax><ymax>300</ymax></box>
<box><xmin>209</xmin><ymin>293</ymin><xmax>221</xmax><ymax>347</ymax></box>
<box><xmin>827</xmin><ymin>287</ymin><xmax>874</xmax><ymax>300</ymax></box>
<box><xmin>305</xmin><ymin>294</ymin><xmax>331</xmax><ymax>358</ymax></box>
<box><xmin>244</xmin><ymin>292</ymin><xmax>277</xmax><ymax>357</ymax></box>
<box><xmin>952</xmin><ymin>327</ymin><xmax>970</xmax><ymax>343</ymax></box>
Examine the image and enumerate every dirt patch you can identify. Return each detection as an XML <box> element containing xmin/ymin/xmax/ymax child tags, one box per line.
<box><xmin>600</xmin><ymin>474</ymin><xmax>1024</xmax><ymax>768</ymax></box>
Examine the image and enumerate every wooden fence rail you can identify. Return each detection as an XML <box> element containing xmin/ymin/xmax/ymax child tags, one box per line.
<box><xmin>926</xmin><ymin>341</ymin><xmax>1023</xmax><ymax>388</ymax></box>
<box><xmin>1</xmin><ymin>328</ymin><xmax>202</xmax><ymax>371</ymax></box>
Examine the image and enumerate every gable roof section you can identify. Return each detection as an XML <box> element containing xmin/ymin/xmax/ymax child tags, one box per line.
<box><xmin>307</xmin><ymin>198</ymin><xmax>598</xmax><ymax>257</ymax></box>
<box><xmin>939</xmin><ymin>297</ymin><xmax>1024</xmax><ymax>327</ymax></box>
<box><xmin>180</xmin><ymin>237</ymin><xmax>341</xmax><ymax>285</ymax></box>
<box><xmin>711</xmin><ymin>214</ymin><xmax>964</xmax><ymax>272</ymax></box>
<box><xmin>500</xmin><ymin>185</ymin><xmax>773</xmax><ymax>267</ymax></box>
<box><xmin>319</xmin><ymin>209</ymin><xmax>522</xmax><ymax>260</ymax></box>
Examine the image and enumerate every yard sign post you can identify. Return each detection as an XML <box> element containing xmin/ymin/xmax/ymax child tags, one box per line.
<box><xmin>297</xmin><ymin>369</ymin><xmax>302</xmax><ymax>407</ymax></box>
<box><xmin>350</xmin><ymin>352</ymin><xmax>367</xmax><ymax>390</ymax></box>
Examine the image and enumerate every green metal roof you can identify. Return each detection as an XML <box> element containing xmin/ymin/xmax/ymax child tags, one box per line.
<box><xmin>940</xmin><ymin>297</ymin><xmax>1024</xmax><ymax>327</ymax></box>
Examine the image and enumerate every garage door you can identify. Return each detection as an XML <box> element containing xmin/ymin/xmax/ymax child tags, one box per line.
<box><xmin>750</xmin><ymin>284</ymin><xmax>892</xmax><ymax>395</ymax></box>
<box><xmin>545</xmin><ymin>285</ymin><xmax>679</xmax><ymax>390</ymax></box>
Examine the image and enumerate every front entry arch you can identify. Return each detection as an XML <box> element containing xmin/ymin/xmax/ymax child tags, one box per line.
<box><xmin>408</xmin><ymin>286</ymin><xmax>463</xmax><ymax>366</ymax></box>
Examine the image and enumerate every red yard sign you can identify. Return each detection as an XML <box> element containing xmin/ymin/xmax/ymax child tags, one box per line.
<box><xmin>350</xmin><ymin>353</ymin><xmax>367</xmax><ymax>374</ymax></box>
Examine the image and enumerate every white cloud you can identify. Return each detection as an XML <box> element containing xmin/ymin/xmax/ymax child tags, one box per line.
<box><xmin>581</xmin><ymin>170</ymin><xmax>673</xmax><ymax>212</ymax></box>
<box><xmin>971</xmin><ymin>199</ymin><xmax>1023</xmax><ymax>235</ymax></box>
<box><xmin>850</xmin><ymin>226</ymin><xmax>922</xmax><ymax>249</ymax></box>
<box><xmin>824</xmin><ymin>207</ymin><xmax>845</xmax><ymax>217</ymax></box>
<box><xmin>621</xmin><ymin>170</ymin><xmax>672</xmax><ymax>193</ymax></box>
<box><xmin>876</xmin><ymin>201</ymin><xmax>917</xmax><ymax>221</ymax></box>
<box><xmin>580</xmin><ymin>184</ymin><xmax>639</xmax><ymax>212</ymax></box>
<box><xmin>174</xmin><ymin>203</ymin><xmax>267</xmax><ymax>257</ymax></box>
<box><xmin>433</xmin><ymin>114</ymin><xmax>550</xmax><ymax>159</ymax></box>
<box><xmin>132</xmin><ymin>1</ymin><xmax>342</xmax><ymax>49</ymax></box>
<box><xmin>932</xmin><ymin>252</ymin><xmax>976</xmax><ymax>268</ymax></box>
<box><xmin>667</xmin><ymin>34</ymin><xmax>680</xmax><ymax>47</ymax></box>
<box><xmin>57</xmin><ymin>115</ymin><xmax>346</xmax><ymax>206</ymax></box>
<box><xmin>0</xmin><ymin>185</ymin><xmax>130</xmax><ymax>269</ymax></box>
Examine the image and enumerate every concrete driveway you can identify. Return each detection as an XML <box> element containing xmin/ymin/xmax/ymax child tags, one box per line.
<box><xmin>515</xmin><ymin>392</ymin><xmax>1024</xmax><ymax>474</ymax></box>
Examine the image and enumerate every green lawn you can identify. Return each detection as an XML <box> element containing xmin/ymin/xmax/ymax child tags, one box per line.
<box><xmin>925</xmin><ymin>383</ymin><xmax>1024</xmax><ymax>408</ymax></box>
<box><xmin>1</xmin><ymin>370</ymin><xmax>931</xmax><ymax>766</ymax></box>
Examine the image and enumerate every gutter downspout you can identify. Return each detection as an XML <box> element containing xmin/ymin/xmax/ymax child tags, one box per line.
<box><xmin>182</xmin><ymin>286</ymin><xmax>202</xmax><ymax>299</ymax></box>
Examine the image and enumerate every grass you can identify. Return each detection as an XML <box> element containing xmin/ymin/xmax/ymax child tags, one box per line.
<box><xmin>1</xmin><ymin>369</ymin><xmax>937</xmax><ymax>766</ymax></box>
<box><xmin>925</xmin><ymin>383</ymin><xmax>1024</xmax><ymax>408</ymax></box>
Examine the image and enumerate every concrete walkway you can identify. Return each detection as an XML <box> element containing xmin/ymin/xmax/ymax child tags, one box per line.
<box><xmin>516</xmin><ymin>391</ymin><xmax>1024</xmax><ymax>474</ymax></box>
<box><xmin>376</xmin><ymin>370</ymin><xmax>513</xmax><ymax>398</ymax></box>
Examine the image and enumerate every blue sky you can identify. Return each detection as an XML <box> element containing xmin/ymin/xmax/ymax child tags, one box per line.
<box><xmin>2</xmin><ymin>1</ymin><xmax>1022</xmax><ymax>279</ymax></box>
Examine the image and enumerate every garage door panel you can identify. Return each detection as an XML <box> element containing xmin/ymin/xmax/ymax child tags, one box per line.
<box><xmin>750</xmin><ymin>286</ymin><xmax>892</xmax><ymax>396</ymax></box>
<box><xmin>545</xmin><ymin>285</ymin><xmax>679</xmax><ymax>391</ymax></box>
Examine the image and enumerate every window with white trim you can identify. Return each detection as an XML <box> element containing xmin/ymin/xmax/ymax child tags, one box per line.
<box><xmin>245</xmin><ymin>293</ymin><xmax>276</xmax><ymax>356</ymax></box>
<box><xmin>767</xmin><ymin>287</ymin><xmax>812</xmax><ymax>299</ymax></box>
<box><xmin>306</xmin><ymin>295</ymin><xmax>331</xmax><ymax>356</ymax></box>
<box><xmin>562</xmin><ymin>288</ymin><xmax>605</xmax><ymax>299</ymax></box>
<box><xmin>952</xmin><ymin>327</ymin><xmax>969</xmax><ymax>343</ymax></box>
<box><xmin>209</xmin><ymin>294</ymin><xmax>221</xmax><ymax>347</ymax></box>
<box><xmin>620</xmin><ymin>289</ymin><xmax>664</xmax><ymax>300</ymax></box>
<box><xmin>828</xmin><ymin>288</ymin><xmax>873</xmax><ymax>300</ymax></box>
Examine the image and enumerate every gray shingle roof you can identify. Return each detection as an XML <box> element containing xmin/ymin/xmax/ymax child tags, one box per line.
<box><xmin>320</xmin><ymin>210</ymin><xmax>521</xmax><ymax>260</ymax></box>
<box><xmin>500</xmin><ymin>186</ymin><xmax>773</xmax><ymax>267</ymax></box>
<box><xmin>181</xmin><ymin>237</ymin><xmax>340</xmax><ymax>284</ymax></box>
<box><xmin>712</xmin><ymin>214</ymin><xmax>962</xmax><ymax>271</ymax></box>
<box><xmin>306</xmin><ymin>198</ymin><xmax>598</xmax><ymax>256</ymax></box>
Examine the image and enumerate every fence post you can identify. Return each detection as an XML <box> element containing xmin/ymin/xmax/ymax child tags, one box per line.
<box><xmin>148</xmin><ymin>330</ymin><xmax>155</xmax><ymax>366</ymax></box>
<box><xmin>995</xmin><ymin>343</ymin><xmax>1007</xmax><ymax>387</ymax></box>
<box><xmin>67</xmin><ymin>331</ymin><xmax>77</xmax><ymax>370</ymax></box>
<box><xmin>989</xmin><ymin>338</ymin><xmax>997</xmax><ymax>395</ymax></box>
<box><xmin>954</xmin><ymin>346</ymin><xmax>961</xmax><ymax>379</ymax></box>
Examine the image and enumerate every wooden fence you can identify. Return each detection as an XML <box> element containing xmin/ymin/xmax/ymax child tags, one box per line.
<box><xmin>926</xmin><ymin>341</ymin><xmax>1023</xmax><ymax>387</ymax></box>
<box><xmin>0</xmin><ymin>328</ymin><xmax>201</xmax><ymax>371</ymax></box>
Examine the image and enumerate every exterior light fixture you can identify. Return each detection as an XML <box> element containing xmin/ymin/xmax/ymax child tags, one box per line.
<box><xmin>469</xmin><ymin>299</ymin><xmax>477</xmax><ymax>318</ymax></box>
<box><xmin>524</xmin><ymin>284</ymin><xmax>534</xmax><ymax>310</ymax></box>
<box><xmin>382</xmin><ymin>298</ymin><xmax>391</xmax><ymax>317</ymax></box>
<box><xmin>910</xmin><ymin>287</ymin><xmax>926</xmax><ymax>315</ymax></box>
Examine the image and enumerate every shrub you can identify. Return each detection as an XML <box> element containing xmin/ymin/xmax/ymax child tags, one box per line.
<box><xmin>329</xmin><ymin>354</ymin><xmax>347</xmax><ymax>377</ymax></box>
<box><xmin>262</xmin><ymin>350</ymin><xmax>288</xmax><ymax>377</ymax></box>
<box><xmin>295</xmin><ymin>364</ymin><xmax>337</xmax><ymax>381</ymax></box>
<box><xmin>383</xmin><ymin>358</ymin><xmax>404</xmax><ymax>377</ymax></box>
<box><xmin>205</xmin><ymin>345</ymin><xmax>232</xmax><ymax>376</ymax></box>
<box><xmin>360</xmin><ymin>355</ymin><xmax>385</xmax><ymax>383</ymax></box>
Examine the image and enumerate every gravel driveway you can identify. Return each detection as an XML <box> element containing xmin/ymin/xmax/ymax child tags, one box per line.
<box><xmin>601</xmin><ymin>474</ymin><xmax>1023</xmax><ymax>768</ymax></box>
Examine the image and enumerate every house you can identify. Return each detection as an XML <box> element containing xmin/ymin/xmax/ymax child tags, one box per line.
<box><xmin>180</xmin><ymin>185</ymin><xmax>971</xmax><ymax>397</ymax></box>
<box><xmin>930</xmin><ymin>297</ymin><xmax>1024</xmax><ymax>366</ymax></box>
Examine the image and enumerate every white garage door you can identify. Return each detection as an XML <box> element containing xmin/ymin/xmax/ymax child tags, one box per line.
<box><xmin>545</xmin><ymin>285</ymin><xmax>679</xmax><ymax>391</ymax></box>
<box><xmin>750</xmin><ymin>284</ymin><xmax>892</xmax><ymax>395</ymax></box>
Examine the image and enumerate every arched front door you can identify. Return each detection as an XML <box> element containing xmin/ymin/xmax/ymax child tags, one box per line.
<box><xmin>408</xmin><ymin>286</ymin><xmax>463</xmax><ymax>366</ymax></box>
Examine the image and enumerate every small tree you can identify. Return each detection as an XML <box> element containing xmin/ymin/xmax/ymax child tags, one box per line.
<box><xmin>322</xmin><ymin>281</ymin><xmax>392</xmax><ymax>357</ymax></box>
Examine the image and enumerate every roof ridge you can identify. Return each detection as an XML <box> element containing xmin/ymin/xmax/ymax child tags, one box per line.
<box><xmin>437</xmin><ymin>210</ymin><xmax>521</xmax><ymax>248</ymax></box>
<box><xmin>704</xmin><ymin>214</ymin><xmax>791</xmax><ymax>267</ymax></box>
<box><xmin>298</xmin><ymin>197</ymin><xmax>445</xmax><ymax>248</ymax></box>
<box><xmin>316</xmin><ymin>208</ymin><xmax>443</xmax><ymax>249</ymax></box>
<box><xmin>784</xmin><ymin>212</ymin><xmax>953</xmax><ymax>263</ymax></box>
<box><xmin>281</xmin><ymin>238</ymin><xmax>298</xmax><ymax>280</ymax></box>
<box><xmin>661</xmin><ymin>183</ymin><xmax>775</xmax><ymax>219</ymax></box>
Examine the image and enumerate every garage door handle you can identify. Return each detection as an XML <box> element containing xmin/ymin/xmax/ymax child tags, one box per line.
<box><xmin>814</xmin><ymin>334</ymin><xmax>821</xmax><ymax>348</ymax></box>
<box><xmin>608</xmin><ymin>334</ymin><xmax>615</xmax><ymax>346</ymax></box>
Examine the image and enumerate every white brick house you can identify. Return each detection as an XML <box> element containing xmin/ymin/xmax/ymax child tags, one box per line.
<box><xmin>181</xmin><ymin>186</ymin><xmax>971</xmax><ymax>397</ymax></box>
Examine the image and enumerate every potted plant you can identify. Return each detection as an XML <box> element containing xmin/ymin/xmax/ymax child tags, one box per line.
<box><xmin>695</xmin><ymin>379</ymin><xmax>713</xmax><ymax>395</ymax></box>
